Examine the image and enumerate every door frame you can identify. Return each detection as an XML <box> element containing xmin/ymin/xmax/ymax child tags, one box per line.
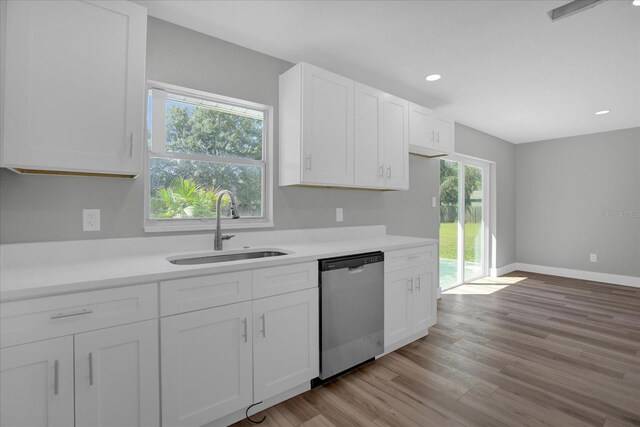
<box><xmin>440</xmin><ymin>153</ymin><xmax>492</xmax><ymax>287</ymax></box>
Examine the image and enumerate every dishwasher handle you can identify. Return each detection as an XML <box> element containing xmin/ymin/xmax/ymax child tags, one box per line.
<box><xmin>348</xmin><ymin>265</ymin><xmax>365</xmax><ymax>273</ymax></box>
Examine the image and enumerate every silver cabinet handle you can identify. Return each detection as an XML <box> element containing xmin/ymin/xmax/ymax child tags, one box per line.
<box><xmin>89</xmin><ymin>352</ymin><xmax>94</xmax><ymax>386</ymax></box>
<box><xmin>416</xmin><ymin>276</ymin><xmax>421</xmax><ymax>292</ymax></box>
<box><xmin>408</xmin><ymin>278</ymin><xmax>414</xmax><ymax>293</ymax></box>
<box><xmin>242</xmin><ymin>318</ymin><xmax>248</xmax><ymax>342</ymax></box>
<box><xmin>387</xmin><ymin>166</ymin><xmax>391</xmax><ymax>179</ymax></box>
<box><xmin>53</xmin><ymin>360</ymin><xmax>59</xmax><ymax>395</ymax></box>
<box><xmin>435</xmin><ymin>131</ymin><xmax>440</xmax><ymax>143</ymax></box>
<box><xmin>261</xmin><ymin>314</ymin><xmax>266</xmax><ymax>337</ymax></box>
<box><xmin>431</xmin><ymin>130</ymin><xmax>435</xmax><ymax>142</ymax></box>
<box><xmin>408</xmin><ymin>255</ymin><xmax>420</xmax><ymax>261</ymax></box>
<box><xmin>305</xmin><ymin>155</ymin><xmax>312</xmax><ymax>170</ymax></box>
<box><xmin>50</xmin><ymin>309</ymin><xmax>93</xmax><ymax>319</ymax></box>
<box><xmin>129</xmin><ymin>132</ymin><xmax>134</xmax><ymax>157</ymax></box>
<box><xmin>378</xmin><ymin>165</ymin><xmax>384</xmax><ymax>178</ymax></box>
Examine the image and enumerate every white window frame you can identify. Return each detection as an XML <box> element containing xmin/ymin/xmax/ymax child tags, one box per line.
<box><xmin>439</xmin><ymin>153</ymin><xmax>492</xmax><ymax>289</ymax></box>
<box><xmin>144</xmin><ymin>80</ymin><xmax>274</xmax><ymax>232</ymax></box>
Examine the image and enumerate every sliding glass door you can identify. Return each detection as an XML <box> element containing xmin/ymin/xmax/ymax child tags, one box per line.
<box><xmin>439</xmin><ymin>157</ymin><xmax>489</xmax><ymax>290</ymax></box>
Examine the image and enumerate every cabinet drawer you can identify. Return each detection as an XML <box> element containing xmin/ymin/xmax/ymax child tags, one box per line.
<box><xmin>0</xmin><ymin>284</ymin><xmax>158</xmax><ymax>348</ymax></box>
<box><xmin>253</xmin><ymin>262</ymin><xmax>318</xmax><ymax>299</ymax></box>
<box><xmin>385</xmin><ymin>246</ymin><xmax>437</xmax><ymax>273</ymax></box>
<box><xmin>160</xmin><ymin>270</ymin><xmax>252</xmax><ymax>316</ymax></box>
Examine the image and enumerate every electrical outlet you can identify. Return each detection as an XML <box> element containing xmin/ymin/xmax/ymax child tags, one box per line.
<box><xmin>590</xmin><ymin>253</ymin><xmax>598</xmax><ymax>263</ymax></box>
<box><xmin>336</xmin><ymin>207</ymin><xmax>344</xmax><ymax>222</ymax></box>
<box><xmin>83</xmin><ymin>209</ymin><xmax>100</xmax><ymax>231</ymax></box>
<box><xmin>432</xmin><ymin>197</ymin><xmax>437</xmax><ymax>208</ymax></box>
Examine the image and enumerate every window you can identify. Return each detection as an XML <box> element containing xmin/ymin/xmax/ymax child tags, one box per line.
<box><xmin>145</xmin><ymin>81</ymin><xmax>273</xmax><ymax>232</ymax></box>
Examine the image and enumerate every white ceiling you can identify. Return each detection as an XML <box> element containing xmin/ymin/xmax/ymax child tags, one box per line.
<box><xmin>136</xmin><ymin>0</ymin><xmax>640</xmax><ymax>143</ymax></box>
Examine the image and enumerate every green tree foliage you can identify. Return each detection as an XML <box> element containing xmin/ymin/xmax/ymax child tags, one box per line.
<box><xmin>166</xmin><ymin>104</ymin><xmax>262</xmax><ymax>160</ymax></box>
<box><xmin>150</xmin><ymin>103</ymin><xmax>264</xmax><ymax>218</ymax></box>
<box><xmin>151</xmin><ymin>177</ymin><xmax>222</xmax><ymax>219</ymax></box>
<box><xmin>440</xmin><ymin>160</ymin><xmax>481</xmax><ymax>209</ymax></box>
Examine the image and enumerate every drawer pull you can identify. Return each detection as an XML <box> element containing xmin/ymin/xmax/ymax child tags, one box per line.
<box><xmin>89</xmin><ymin>352</ymin><xmax>94</xmax><ymax>386</ymax></box>
<box><xmin>415</xmin><ymin>276</ymin><xmax>421</xmax><ymax>291</ymax></box>
<box><xmin>53</xmin><ymin>360</ymin><xmax>59</xmax><ymax>395</ymax></box>
<box><xmin>408</xmin><ymin>278</ymin><xmax>414</xmax><ymax>293</ymax></box>
<box><xmin>50</xmin><ymin>309</ymin><xmax>93</xmax><ymax>319</ymax></box>
<box><xmin>242</xmin><ymin>318</ymin><xmax>248</xmax><ymax>342</ymax></box>
<box><xmin>407</xmin><ymin>255</ymin><xmax>421</xmax><ymax>260</ymax></box>
<box><xmin>261</xmin><ymin>314</ymin><xmax>266</xmax><ymax>338</ymax></box>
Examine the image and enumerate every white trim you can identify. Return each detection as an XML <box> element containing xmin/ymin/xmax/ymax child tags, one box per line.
<box><xmin>439</xmin><ymin>154</ymin><xmax>493</xmax><ymax>286</ymax></box>
<box><xmin>379</xmin><ymin>329</ymin><xmax>429</xmax><ymax>357</ymax></box>
<box><xmin>143</xmin><ymin>81</ymin><xmax>274</xmax><ymax>232</ymax></box>
<box><xmin>514</xmin><ymin>263</ymin><xmax>640</xmax><ymax>288</ymax></box>
<box><xmin>143</xmin><ymin>220</ymin><xmax>274</xmax><ymax>233</ymax></box>
<box><xmin>490</xmin><ymin>263</ymin><xmax>518</xmax><ymax>277</ymax></box>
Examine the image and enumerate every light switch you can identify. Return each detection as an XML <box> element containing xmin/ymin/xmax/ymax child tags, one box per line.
<box><xmin>336</xmin><ymin>208</ymin><xmax>343</xmax><ymax>222</ymax></box>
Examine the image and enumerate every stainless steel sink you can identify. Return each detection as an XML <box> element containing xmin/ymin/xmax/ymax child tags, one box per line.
<box><xmin>169</xmin><ymin>250</ymin><xmax>288</xmax><ymax>265</ymax></box>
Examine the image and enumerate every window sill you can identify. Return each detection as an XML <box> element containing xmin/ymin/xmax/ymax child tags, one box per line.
<box><xmin>144</xmin><ymin>220</ymin><xmax>275</xmax><ymax>233</ymax></box>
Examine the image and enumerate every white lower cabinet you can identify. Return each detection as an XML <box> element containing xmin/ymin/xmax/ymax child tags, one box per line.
<box><xmin>161</xmin><ymin>302</ymin><xmax>253</xmax><ymax>427</ymax></box>
<box><xmin>253</xmin><ymin>288</ymin><xmax>319</xmax><ymax>401</ymax></box>
<box><xmin>384</xmin><ymin>260</ymin><xmax>437</xmax><ymax>351</ymax></box>
<box><xmin>74</xmin><ymin>319</ymin><xmax>160</xmax><ymax>427</ymax></box>
<box><xmin>0</xmin><ymin>336</ymin><xmax>74</xmax><ymax>427</ymax></box>
<box><xmin>161</xmin><ymin>287</ymin><xmax>319</xmax><ymax>427</ymax></box>
<box><xmin>0</xmin><ymin>320</ymin><xmax>159</xmax><ymax>427</ymax></box>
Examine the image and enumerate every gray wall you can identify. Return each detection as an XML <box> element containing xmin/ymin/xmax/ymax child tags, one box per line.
<box><xmin>516</xmin><ymin>127</ymin><xmax>640</xmax><ymax>277</ymax></box>
<box><xmin>0</xmin><ymin>18</ymin><xmax>517</xmax><ymax>270</ymax></box>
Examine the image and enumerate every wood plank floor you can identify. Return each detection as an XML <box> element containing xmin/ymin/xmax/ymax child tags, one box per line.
<box><xmin>233</xmin><ymin>271</ymin><xmax>640</xmax><ymax>427</ymax></box>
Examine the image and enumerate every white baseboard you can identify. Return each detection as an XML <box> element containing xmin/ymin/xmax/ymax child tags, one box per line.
<box><xmin>508</xmin><ymin>263</ymin><xmax>640</xmax><ymax>288</ymax></box>
<box><xmin>490</xmin><ymin>263</ymin><xmax>518</xmax><ymax>277</ymax></box>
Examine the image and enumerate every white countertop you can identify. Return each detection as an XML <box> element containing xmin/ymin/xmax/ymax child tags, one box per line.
<box><xmin>0</xmin><ymin>226</ymin><xmax>437</xmax><ymax>302</ymax></box>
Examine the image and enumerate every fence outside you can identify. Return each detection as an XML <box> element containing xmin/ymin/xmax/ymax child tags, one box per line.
<box><xmin>440</xmin><ymin>205</ymin><xmax>482</xmax><ymax>224</ymax></box>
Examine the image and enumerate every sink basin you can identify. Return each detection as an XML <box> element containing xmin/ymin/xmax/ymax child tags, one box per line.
<box><xmin>169</xmin><ymin>250</ymin><xmax>288</xmax><ymax>265</ymax></box>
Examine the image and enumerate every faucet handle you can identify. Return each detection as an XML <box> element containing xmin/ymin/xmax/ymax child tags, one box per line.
<box><xmin>221</xmin><ymin>234</ymin><xmax>235</xmax><ymax>241</ymax></box>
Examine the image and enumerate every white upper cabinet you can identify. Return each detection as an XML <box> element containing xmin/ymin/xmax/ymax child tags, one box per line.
<box><xmin>354</xmin><ymin>83</ymin><xmax>385</xmax><ymax>188</ymax></box>
<box><xmin>408</xmin><ymin>102</ymin><xmax>455</xmax><ymax>156</ymax></box>
<box><xmin>280</xmin><ymin>63</ymin><xmax>410</xmax><ymax>190</ymax></box>
<box><xmin>280</xmin><ymin>63</ymin><xmax>355</xmax><ymax>187</ymax></box>
<box><xmin>1</xmin><ymin>0</ymin><xmax>147</xmax><ymax>177</ymax></box>
<box><xmin>354</xmin><ymin>85</ymin><xmax>408</xmax><ymax>190</ymax></box>
<box><xmin>382</xmin><ymin>94</ymin><xmax>409</xmax><ymax>190</ymax></box>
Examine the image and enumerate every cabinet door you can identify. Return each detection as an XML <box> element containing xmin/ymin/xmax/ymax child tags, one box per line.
<box><xmin>384</xmin><ymin>269</ymin><xmax>414</xmax><ymax>349</ymax></box>
<box><xmin>0</xmin><ymin>336</ymin><xmax>74</xmax><ymax>427</ymax></box>
<box><xmin>301</xmin><ymin>64</ymin><xmax>354</xmax><ymax>185</ymax></box>
<box><xmin>161</xmin><ymin>302</ymin><xmax>253</xmax><ymax>427</ymax></box>
<box><xmin>74</xmin><ymin>319</ymin><xmax>159</xmax><ymax>427</ymax></box>
<box><xmin>408</xmin><ymin>102</ymin><xmax>435</xmax><ymax>150</ymax></box>
<box><xmin>383</xmin><ymin>94</ymin><xmax>409</xmax><ymax>189</ymax></box>
<box><xmin>354</xmin><ymin>83</ymin><xmax>385</xmax><ymax>187</ymax></box>
<box><xmin>253</xmin><ymin>288</ymin><xmax>319</xmax><ymax>402</ymax></box>
<box><xmin>413</xmin><ymin>265</ymin><xmax>437</xmax><ymax>332</ymax></box>
<box><xmin>2</xmin><ymin>0</ymin><xmax>146</xmax><ymax>175</ymax></box>
<box><xmin>434</xmin><ymin>116</ymin><xmax>454</xmax><ymax>153</ymax></box>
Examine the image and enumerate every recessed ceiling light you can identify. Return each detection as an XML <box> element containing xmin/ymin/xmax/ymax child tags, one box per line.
<box><xmin>595</xmin><ymin>110</ymin><xmax>610</xmax><ymax>115</ymax></box>
<box><xmin>425</xmin><ymin>74</ymin><xmax>441</xmax><ymax>82</ymax></box>
<box><xmin>633</xmin><ymin>0</ymin><xmax>640</xmax><ymax>6</ymax></box>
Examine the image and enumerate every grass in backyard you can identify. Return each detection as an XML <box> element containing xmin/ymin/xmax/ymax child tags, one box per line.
<box><xmin>439</xmin><ymin>222</ymin><xmax>481</xmax><ymax>261</ymax></box>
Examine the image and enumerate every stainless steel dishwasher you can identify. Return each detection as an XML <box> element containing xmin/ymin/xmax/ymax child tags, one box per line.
<box><xmin>316</xmin><ymin>252</ymin><xmax>384</xmax><ymax>382</ymax></box>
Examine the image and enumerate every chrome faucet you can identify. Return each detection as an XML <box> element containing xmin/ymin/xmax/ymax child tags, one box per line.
<box><xmin>214</xmin><ymin>190</ymin><xmax>240</xmax><ymax>251</ymax></box>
